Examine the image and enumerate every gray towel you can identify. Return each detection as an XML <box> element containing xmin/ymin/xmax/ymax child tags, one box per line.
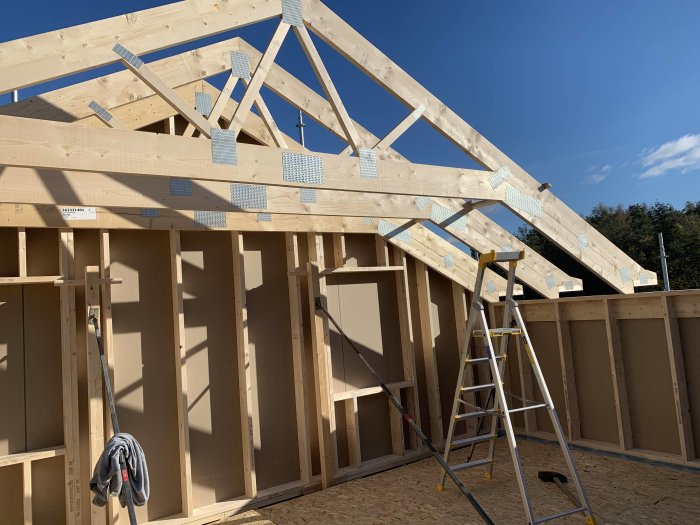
<box><xmin>90</xmin><ymin>433</ymin><xmax>149</xmax><ymax>508</ymax></box>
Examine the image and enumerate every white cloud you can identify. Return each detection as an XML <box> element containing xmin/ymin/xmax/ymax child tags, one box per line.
<box><xmin>589</xmin><ymin>173</ymin><xmax>607</xmax><ymax>184</ymax></box>
<box><xmin>600</xmin><ymin>164</ymin><xmax>612</xmax><ymax>173</ymax></box>
<box><xmin>640</xmin><ymin>133</ymin><xmax>700</xmax><ymax>178</ymax></box>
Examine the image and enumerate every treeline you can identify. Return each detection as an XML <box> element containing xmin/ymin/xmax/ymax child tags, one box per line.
<box><xmin>516</xmin><ymin>202</ymin><xmax>700</xmax><ymax>295</ymax></box>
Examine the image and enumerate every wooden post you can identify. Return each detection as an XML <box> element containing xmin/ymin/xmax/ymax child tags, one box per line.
<box><xmin>345</xmin><ymin>397</ymin><xmax>361</xmax><ymax>467</ymax></box>
<box><xmin>169</xmin><ymin>231</ymin><xmax>194</xmax><ymax>515</ymax></box>
<box><xmin>661</xmin><ymin>295</ymin><xmax>695</xmax><ymax>461</ymax></box>
<box><xmin>23</xmin><ymin>462</ymin><xmax>32</xmax><ymax>525</ymax></box>
<box><xmin>452</xmin><ymin>282</ymin><xmax>477</xmax><ymax>436</ymax></box>
<box><xmin>414</xmin><ymin>260</ymin><xmax>444</xmax><ymax>447</ymax></box>
<box><xmin>285</xmin><ymin>233</ymin><xmax>312</xmax><ymax>484</ymax></box>
<box><xmin>18</xmin><ymin>228</ymin><xmax>27</xmax><ymax>277</ymax></box>
<box><xmin>85</xmin><ymin>265</ymin><xmax>106</xmax><ymax>525</ymax></box>
<box><xmin>59</xmin><ymin>230</ymin><xmax>81</xmax><ymax>525</ymax></box>
<box><xmin>391</xmin><ymin>248</ymin><xmax>421</xmax><ymax>450</ymax></box>
<box><xmin>332</xmin><ymin>233</ymin><xmax>346</xmax><ymax>267</ymax></box>
<box><xmin>603</xmin><ymin>299</ymin><xmax>633</xmax><ymax>449</ymax></box>
<box><xmin>555</xmin><ymin>302</ymin><xmax>581</xmax><ymax>441</ymax></box>
<box><xmin>306</xmin><ymin>233</ymin><xmax>337</xmax><ymax>488</ymax></box>
<box><xmin>232</xmin><ymin>232</ymin><xmax>259</xmax><ymax>498</ymax></box>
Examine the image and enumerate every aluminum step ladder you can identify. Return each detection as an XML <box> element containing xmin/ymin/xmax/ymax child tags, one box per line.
<box><xmin>437</xmin><ymin>250</ymin><xmax>596</xmax><ymax>525</ymax></box>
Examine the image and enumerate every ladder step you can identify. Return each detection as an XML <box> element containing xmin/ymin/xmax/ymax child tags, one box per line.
<box><xmin>533</xmin><ymin>506</ymin><xmax>586</xmax><ymax>524</ymax></box>
<box><xmin>465</xmin><ymin>355</ymin><xmax>506</xmax><ymax>365</ymax></box>
<box><xmin>474</xmin><ymin>328</ymin><xmax>522</xmax><ymax>338</ymax></box>
<box><xmin>455</xmin><ymin>409</ymin><xmax>498</xmax><ymax>421</ymax></box>
<box><xmin>450</xmin><ymin>434</ymin><xmax>495</xmax><ymax>448</ymax></box>
<box><xmin>449</xmin><ymin>457</ymin><xmax>492</xmax><ymax>472</ymax></box>
<box><xmin>508</xmin><ymin>403</ymin><xmax>547</xmax><ymax>414</ymax></box>
<box><xmin>460</xmin><ymin>383</ymin><xmax>495</xmax><ymax>393</ymax></box>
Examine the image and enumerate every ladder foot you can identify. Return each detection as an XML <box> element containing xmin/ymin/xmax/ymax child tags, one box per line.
<box><xmin>585</xmin><ymin>517</ymin><xmax>597</xmax><ymax>525</ymax></box>
<box><xmin>436</xmin><ymin>483</ymin><xmax>444</xmax><ymax>492</ymax></box>
<box><xmin>484</xmin><ymin>472</ymin><xmax>492</xmax><ymax>480</ymax></box>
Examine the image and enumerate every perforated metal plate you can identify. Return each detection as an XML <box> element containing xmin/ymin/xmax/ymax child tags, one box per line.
<box><xmin>486</xmin><ymin>281</ymin><xmax>496</xmax><ymax>294</ymax></box>
<box><xmin>443</xmin><ymin>254</ymin><xmax>454</xmax><ymax>268</ymax></box>
<box><xmin>231</xmin><ymin>183</ymin><xmax>267</xmax><ymax>210</ymax></box>
<box><xmin>431</xmin><ymin>204</ymin><xmax>467</xmax><ymax>231</ymax></box>
<box><xmin>577</xmin><ymin>233</ymin><xmax>589</xmax><ymax>251</ymax></box>
<box><xmin>281</xmin><ymin>0</ymin><xmax>303</xmax><ymax>26</ymax></box>
<box><xmin>363</xmin><ymin>217</ymin><xmax>377</xmax><ymax>225</ymax></box>
<box><xmin>359</xmin><ymin>148</ymin><xmax>378</xmax><ymax>179</ymax></box>
<box><xmin>88</xmin><ymin>101</ymin><xmax>113</xmax><ymax>122</ymax></box>
<box><xmin>140</xmin><ymin>208</ymin><xmax>160</xmax><ymax>218</ymax></box>
<box><xmin>489</xmin><ymin>166</ymin><xmax>511</xmax><ymax>189</ymax></box>
<box><xmin>620</xmin><ymin>267</ymin><xmax>631</xmax><ymax>283</ymax></box>
<box><xmin>282</xmin><ymin>152</ymin><xmax>323</xmax><ymax>185</ymax></box>
<box><xmin>257</xmin><ymin>213</ymin><xmax>272</xmax><ymax>222</ymax></box>
<box><xmin>299</xmin><ymin>188</ymin><xmax>317</xmax><ymax>203</ymax></box>
<box><xmin>504</xmin><ymin>186</ymin><xmax>543</xmax><ymax>217</ymax></box>
<box><xmin>563</xmin><ymin>280</ymin><xmax>575</xmax><ymax>291</ymax></box>
<box><xmin>170</xmin><ymin>178</ymin><xmax>192</xmax><ymax>196</ymax></box>
<box><xmin>378</xmin><ymin>220</ymin><xmax>411</xmax><ymax>243</ymax></box>
<box><xmin>113</xmin><ymin>43</ymin><xmax>143</xmax><ymax>68</ymax></box>
<box><xmin>211</xmin><ymin>128</ymin><xmax>237</xmax><ymax>166</ymax></box>
<box><xmin>415</xmin><ymin>196</ymin><xmax>432</xmax><ymax>210</ymax></box>
<box><xmin>194</xmin><ymin>210</ymin><xmax>226</xmax><ymax>228</ymax></box>
<box><xmin>412</xmin><ymin>104</ymin><xmax>426</xmax><ymax>121</ymax></box>
<box><xmin>545</xmin><ymin>272</ymin><xmax>556</xmax><ymax>289</ymax></box>
<box><xmin>230</xmin><ymin>51</ymin><xmax>251</xmax><ymax>80</ymax></box>
<box><xmin>195</xmin><ymin>92</ymin><xmax>213</xmax><ymax>117</ymax></box>
<box><xmin>639</xmin><ymin>273</ymin><xmax>650</xmax><ymax>285</ymax></box>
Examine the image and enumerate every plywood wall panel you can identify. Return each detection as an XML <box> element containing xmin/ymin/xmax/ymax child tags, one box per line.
<box><xmin>181</xmin><ymin>232</ymin><xmax>245</xmax><ymax>508</ymax></box>
<box><xmin>569</xmin><ymin>320</ymin><xmax>618</xmax><ymax>444</ymax></box>
<box><xmin>31</xmin><ymin>456</ymin><xmax>66</xmax><ymax>525</ymax></box>
<box><xmin>0</xmin><ymin>463</ymin><xmax>23</xmax><ymax>524</ymax></box>
<box><xmin>25</xmin><ymin>229</ymin><xmax>58</xmax><ymax>276</ymax></box>
<box><xmin>0</xmin><ymin>227</ymin><xmax>19</xmax><ymax>276</ymax></box>
<box><xmin>111</xmin><ymin>230</ymin><xmax>181</xmax><ymax>522</ymax></box>
<box><xmin>0</xmin><ymin>286</ymin><xmax>24</xmax><ymax>456</ymax></box>
<box><xmin>244</xmin><ymin>233</ymin><xmax>300</xmax><ymax>490</ymax></box>
<box><xmin>358</xmin><ymin>394</ymin><xmax>392</xmax><ymax>461</ymax></box>
<box><xmin>619</xmin><ymin>319</ymin><xmax>680</xmax><ymax>454</ymax></box>
<box><xmin>678</xmin><ymin>318</ymin><xmax>700</xmax><ymax>458</ymax></box>
<box><xmin>526</xmin><ymin>322</ymin><xmax>565</xmax><ymax>434</ymax></box>
<box><xmin>344</xmin><ymin>234</ymin><xmax>377</xmax><ymax>267</ymax></box>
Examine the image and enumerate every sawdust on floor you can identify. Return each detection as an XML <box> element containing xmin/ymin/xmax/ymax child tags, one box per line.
<box><xmin>249</xmin><ymin>439</ymin><xmax>700</xmax><ymax>524</ymax></box>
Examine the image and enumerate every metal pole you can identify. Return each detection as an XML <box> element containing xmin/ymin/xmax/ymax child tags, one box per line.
<box><xmin>658</xmin><ymin>232</ymin><xmax>670</xmax><ymax>291</ymax></box>
<box><xmin>12</xmin><ymin>90</ymin><xmax>19</xmax><ymax>103</ymax></box>
<box><xmin>296</xmin><ymin>109</ymin><xmax>306</xmax><ymax>147</ymax></box>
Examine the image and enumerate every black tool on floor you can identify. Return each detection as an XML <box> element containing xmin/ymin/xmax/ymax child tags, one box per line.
<box><xmin>314</xmin><ymin>298</ymin><xmax>495</xmax><ymax>525</ymax></box>
<box><xmin>537</xmin><ymin>471</ymin><xmax>580</xmax><ymax>508</ymax></box>
<box><xmin>89</xmin><ymin>310</ymin><xmax>139</xmax><ymax>525</ymax></box>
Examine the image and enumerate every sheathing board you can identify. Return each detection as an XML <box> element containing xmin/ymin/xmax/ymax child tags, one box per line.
<box><xmin>679</xmin><ymin>318</ymin><xmax>700</xmax><ymax>458</ymax></box>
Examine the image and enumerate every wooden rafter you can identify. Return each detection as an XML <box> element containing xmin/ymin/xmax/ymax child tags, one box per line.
<box><xmin>183</xmin><ymin>73</ymin><xmax>239</xmax><ymax>138</ymax></box>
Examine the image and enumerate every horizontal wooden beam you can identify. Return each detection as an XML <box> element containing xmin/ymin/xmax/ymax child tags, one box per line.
<box><xmin>0</xmin><ymin>275</ymin><xmax>62</xmax><ymax>285</ymax></box>
<box><xmin>289</xmin><ymin>265</ymin><xmax>404</xmax><ymax>276</ymax></box>
<box><xmin>0</xmin><ymin>115</ymin><xmax>497</xmax><ymax>200</ymax></box>
<box><xmin>333</xmin><ymin>381</ymin><xmax>413</xmax><ymax>402</ymax></box>
<box><xmin>0</xmin><ymin>446</ymin><xmax>66</xmax><ymax>468</ymax></box>
<box><xmin>0</xmin><ymin>0</ymin><xmax>282</xmax><ymax>94</ymax></box>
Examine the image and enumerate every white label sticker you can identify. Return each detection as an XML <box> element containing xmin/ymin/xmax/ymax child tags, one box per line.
<box><xmin>61</xmin><ymin>207</ymin><xmax>96</xmax><ymax>220</ymax></box>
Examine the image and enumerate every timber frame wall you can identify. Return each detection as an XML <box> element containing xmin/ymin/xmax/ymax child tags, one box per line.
<box><xmin>0</xmin><ymin>0</ymin><xmax>682</xmax><ymax>524</ymax></box>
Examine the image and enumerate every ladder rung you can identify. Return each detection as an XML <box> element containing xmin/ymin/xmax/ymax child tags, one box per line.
<box><xmin>460</xmin><ymin>383</ymin><xmax>495</xmax><ymax>393</ymax></box>
<box><xmin>451</xmin><ymin>434</ymin><xmax>495</xmax><ymax>448</ymax></box>
<box><xmin>533</xmin><ymin>507</ymin><xmax>586</xmax><ymax>524</ymax></box>
<box><xmin>474</xmin><ymin>328</ymin><xmax>522</xmax><ymax>338</ymax></box>
<box><xmin>465</xmin><ymin>355</ymin><xmax>506</xmax><ymax>365</ymax></box>
<box><xmin>449</xmin><ymin>457</ymin><xmax>492</xmax><ymax>472</ymax></box>
<box><xmin>508</xmin><ymin>403</ymin><xmax>547</xmax><ymax>414</ymax></box>
<box><xmin>455</xmin><ymin>409</ymin><xmax>498</xmax><ymax>421</ymax></box>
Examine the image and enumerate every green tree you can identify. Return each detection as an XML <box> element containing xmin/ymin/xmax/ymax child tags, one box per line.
<box><xmin>516</xmin><ymin>201</ymin><xmax>700</xmax><ymax>297</ymax></box>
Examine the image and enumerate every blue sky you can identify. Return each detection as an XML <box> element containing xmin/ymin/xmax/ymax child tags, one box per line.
<box><xmin>3</xmin><ymin>0</ymin><xmax>700</xmax><ymax>234</ymax></box>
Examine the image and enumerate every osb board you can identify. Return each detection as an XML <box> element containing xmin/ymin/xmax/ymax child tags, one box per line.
<box><xmin>428</xmin><ymin>269</ymin><xmax>459</xmax><ymax>437</ymax></box>
<box><xmin>181</xmin><ymin>232</ymin><xmax>245</xmax><ymax>508</ymax></box>
<box><xmin>525</xmin><ymin>322</ymin><xmax>566</xmax><ymax>434</ymax></box>
<box><xmin>0</xmin><ymin>463</ymin><xmax>23</xmax><ymax>524</ymax></box>
<box><xmin>0</xmin><ymin>285</ymin><xmax>24</xmax><ymax>455</ymax></box>
<box><xmin>678</xmin><ymin>318</ymin><xmax>700</xmax><ymax>458</ymax></box>
<box><xmin>406</xmin><ymin>256</ymin><xmax>432</xmax><ymax>440</ymax></box>
<box><xmin>259</xmin><ymin>439</ymin><xmax>700</xmax><ymax>525</ymax></box>
<box><xmin>31</xmin><ymin>455</ymin><xmax>66</xmax><ymax>525</ymax></box>
<box><xmin>618</xmin><ymin>319</ymin><xmax>681</xmax><ymax>455</ymax></box>
<box><xmin>25</xmin><ymin>228</ymin><xmax>59</xmax><ymax>276</ymax></box>
<box><xmin>569</xmin><ymin>320</ymin><xmax>619</xmax><ymax>444</ymax></box>
<box><xmin>244</xmin><ymin>233</ymin><xmax>300</xmax><ymax>490</ymax></box>
<box><xmin>343</xmin><ymin>234</ymin><xmax>378</xmax><ymax>267</ymax></box>
<box><xmin>110</xmin><ymin>230</ymin><xmax>182</xmax><ymax>521</ymax></box>
<box><xmin>0</xmin><ymin>227</ymin><xmax>19</xmax><ymax>276</ymax></box>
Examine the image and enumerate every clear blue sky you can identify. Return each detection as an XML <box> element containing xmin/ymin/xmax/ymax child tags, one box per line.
<box><xmin>3</xmin><ymin>1</ymin><xmax>700</xmax><ymax>233</ymax></box>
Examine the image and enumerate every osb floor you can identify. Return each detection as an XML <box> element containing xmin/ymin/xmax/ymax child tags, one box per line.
<box><xmin>226</xmin><ymin>439</ymin><xmax>700</xmax><ymax>525</ymax></box>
